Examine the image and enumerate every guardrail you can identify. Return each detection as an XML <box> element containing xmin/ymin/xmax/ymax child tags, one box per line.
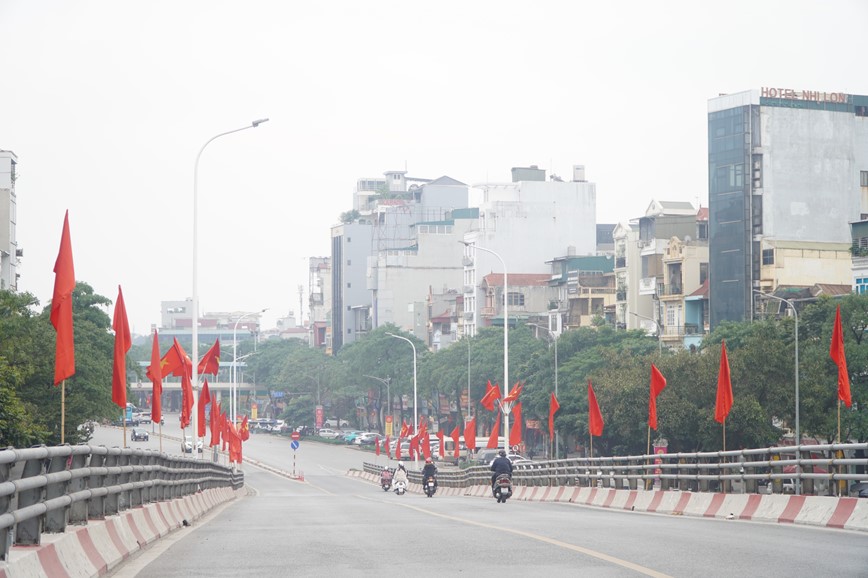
<box><xmin>0</xmin><ymin>444</ymin><xmax>243</xmax><ymax>561</ymax></box>
<box><xmin>364</xmin><ymin>442</ymin><xmax>868</xmax><ymax>496</ymax></box>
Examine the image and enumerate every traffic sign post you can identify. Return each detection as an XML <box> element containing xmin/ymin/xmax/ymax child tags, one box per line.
<box><xmin>290</xmin><ymin>434</ymin><xmax>300</xmax><ymax>477</ymax></box>
<box><xmin>291</xmin><ymin>431</ymin><xmax>300</xmax><ymax>441</ymax></box>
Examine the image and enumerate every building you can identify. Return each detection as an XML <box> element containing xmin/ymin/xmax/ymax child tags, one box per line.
<box><xmin>308</xmin><ymin>256</ymin><xmax>331</xmax><ymax>350</ymax></box>
<box><xmin>330</xmin><ymin>220</ymin><xmax>373</xmax><ymax>352</ymax></box>
<box><xmin>0</xmin><ymin>150</ymin><xmax>19</xmax><ymax>292</ymax></box>
<box><xmin>708</xmin><ymin>88</ymin><xmax>868</xmax><ymax>327</ymax></box>
<box><xmin>462</xmin><ymin>164</ymin><xmax>597</xmax><ymax>337</ymax></box>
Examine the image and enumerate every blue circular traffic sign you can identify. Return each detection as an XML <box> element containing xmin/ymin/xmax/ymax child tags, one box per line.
<box><xmin>290</xmin><ymin>440</ymin><xmax>300</xmax><ymax>450</ymax></box>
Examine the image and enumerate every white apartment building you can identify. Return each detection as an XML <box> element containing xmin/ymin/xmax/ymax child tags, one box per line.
<box><xmin>0</xmin><ymin>150</ymin><xmax>19</xmax><ymax>292</ymax></box>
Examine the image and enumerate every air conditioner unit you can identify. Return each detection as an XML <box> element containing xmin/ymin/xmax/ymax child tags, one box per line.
<box><xmin>463</xmin><ymin>285</ymin><xmax>475</xmax><ymax>294</ymax></box>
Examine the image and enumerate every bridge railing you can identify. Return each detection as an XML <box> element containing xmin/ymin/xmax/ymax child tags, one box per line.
<box><xmin>0</xmin><ymin>444</ymin><xmax>243</xmax><ymax>561</ymax></box>
<box><xmin>364</xmin><ymin>442</ymin><xmax>868</xmax><ymax>495</ymax></box>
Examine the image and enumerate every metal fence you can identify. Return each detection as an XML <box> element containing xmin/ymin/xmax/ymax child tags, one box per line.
<box><xmin>0</xmin><ymin>444</ymin><xmax>243</xmax><ymax>560</ymax></box>
<box><xmin>365</xmin><ymin>442</ymin><xmax>868</xmax><ymax>496</ymax></box>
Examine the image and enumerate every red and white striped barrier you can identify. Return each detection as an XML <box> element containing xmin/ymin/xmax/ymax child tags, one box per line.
<box><xmin>0</xmin><ymin>487</ymin><xmax>239</xmax><ymax>578</ymax></box>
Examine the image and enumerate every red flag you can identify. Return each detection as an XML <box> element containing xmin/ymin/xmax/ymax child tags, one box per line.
<box><xmin>209</xmin><ymin>401</ymin><xmax>221</xmax><ymax>447</ymax></box>
<box><xmin>588</xmin><ymin>381</ymin><xmax>604</xmax><ymax>437</ymax></box>
<box><xmin>648</xmin><ymin>363</ymin><xmax>667</xmax><ymax>431</ymax></box>
<box><xmin>385</xmin><ymin>435</ymin><xmax>391</xmax><ymax>459</ymax></box>
<box><xmin>146</xmin><ymin>330</ymin><xmax>163</xmax><ymax>425</ymax></box>
<box><xmin>437</xmin><ymin>429</ymin><xmax>445</xmax><ymax>459</ymax></box>
<box><xmin>480</xmin><ymin>381</ymin><xmax>501</xmax><ymax>411</ymax></box>
<box><xmin>422</xmin><ymin>431</ymin><xmax>431</xmax><ymax>460</ymax></box>
<box><xmin>549</xmin><ymin>392</ymin><xmax>560</xmax><ymax>441</ymax></box>
<box><xmin>450</xmin><ymin>426</ymin><xmax>460</xmax><ymax>458</ymax></box>
<box><xmin>221</xmin><ymin>411</ymin><xmax>229</xmax><ymax>451</ymax></box>
<box><xmin>161</xmin><ymin>338</ymin><xmax>192</xmax><ymax>378</ymax></box>
<box><xmin>198</xmin><ymin>380</ymin><xmax>212</xmax><ymax>438</ymax></box>
<box><xmin>111</xmin><ymin>286</ymin><xmax>131</xmax><ymax>409</ymax></box>
<box><xmin>503</xmin><ymin>382</ymin><xmax>523</xmax><ymax>404</ymax></box>
<box><xmin>240</xmin><ymin>415</ymin><xmax>249</xmax><ymax>442</ymax></box>
<box><xmin>830</xmin><ymin>305</ymin><xmax>852</xmax><ymax>408</ymax></box>
<box><xmin>509</xmin><ymin>402</ymin><xmax>522</xmax><ymax>447</ymax></box>
<box><xmin>198</xmin><ymin>339</ymin><xmax>221</xmax><ymax>376</ymax></box>
<box><xmin>228</xmin><ymin>422</ymin><xmax>242</xmax><ymax>463</ymax></box>
<box><xmin>486</xmin><ymin>418</ymin><xmax>501</xmax><ymax>449</ymax></box>
<box><xmin>375</xmin><ymin>435</ymin><xmax>381</xmax><ymax>456</ymax></box>
<box><xmin>51</xmin><ymin>210</ymin><xmax>76</xmax><ymax>385</ymax></box>
<box><xmin>463</xmin><ymin>418</ymin><xmax>477</xmax><ymax>451</ymax></box>
<box><xmin>715</xmin><ymin>341</ymin><xmax>734</xmax><ymax>423</ymax></box>
<box><xmin>180</xmin><ymin>372</ymin><xmax>193</xmax><ymax>429</ymax></box>
<box><xmin>395</xmin><ymin>436</ymin><xmax>402</xmax><ymax>460</ymax></box>
<box><xmin>400</xmin><ymin>420</ymin><xmax>409</xmax><ymax>438</ymax></box>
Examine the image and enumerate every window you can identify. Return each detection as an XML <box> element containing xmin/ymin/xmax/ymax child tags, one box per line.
<box><xmin>861</xmin><ymin>171</ymin><xmax>868</xmax><ymax>187</ymax></box>
<box><xmin>347</xmin><ymin>259</ymin><xmax>351</xmax><ymax>266</ymax></box>
<box><xmin>762</xmin><ymin>249</ymin><xmax>774</xmax><ymax>265</ymax></box>
<box><xmin>347</xmin><ymin>282</ymin><xmax>351</xmax><ymax>288</ymax></box>
<box><xmin>507</xmin><ymin>292</ymin><xmax>525</xmax><ymax>307</ymax></box>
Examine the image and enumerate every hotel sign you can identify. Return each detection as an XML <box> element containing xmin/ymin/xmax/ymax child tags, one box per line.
<box><xmin>761</xmin><ymin>87</ymin><xmax>847</xmax><ymax>104</ymax></box>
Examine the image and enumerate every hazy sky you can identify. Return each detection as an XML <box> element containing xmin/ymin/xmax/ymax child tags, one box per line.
<box><xmin>3</xmin><ymin>1</ymin><xmax>866</xmax><ymax>334</ymax></box>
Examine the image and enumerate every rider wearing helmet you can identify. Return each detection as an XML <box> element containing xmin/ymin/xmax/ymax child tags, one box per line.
<box><xmin>490</xmin><ymin>449</ymin><xmax>513</xmax><ymax>493</ymax></box>
<box><xmin>421</xmin><ymin>456</ymin><xmax>438</xmax><ymax>490</ymax></box>
<box><xmin>393</xmin><ymin>461</ymin><xmax>409</xmax><ymax>486</ymax></box>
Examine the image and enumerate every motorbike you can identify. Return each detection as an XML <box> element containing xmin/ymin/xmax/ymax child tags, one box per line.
<box><xmin>493</xmin><ymin>474</ymin><xmax>513</xmax><ymax>503</ymax></box>
<box><xmin>424</xmin><ymin>476</ymin><xmax>437</xmax><ymax>498</ymax></box>
<box><xmin>380</xmin><ymin>470</ymin><xmax>393</xmax><ymax>492</ymax></box>
<box><xmin>393</xmin><ymin>479</ymin><xmax>407</xmax><ymax>495</ymax></box>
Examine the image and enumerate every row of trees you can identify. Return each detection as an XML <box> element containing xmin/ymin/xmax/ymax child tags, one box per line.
<box><xmin>1</xmin><ymin>284</ymin><xmax>866</xmax><ymax>454</ymax></box>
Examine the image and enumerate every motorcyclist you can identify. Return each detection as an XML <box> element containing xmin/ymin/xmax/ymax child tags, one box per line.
<box><xmin>380</xmin><ymin>467</ymin><xmax>393</xmax><ymax>488</ymax></box>
<box><xmin>490</xmin><ymin>449</ymin><xmax>513</xmax><ymax>493</ymax></box>
<box><xmin>392</xmin><ymin>461</ymin><xmax>409</xmax><ymax>488</ymax></box>
<box><xmin>421</xmin><ymin>457</ymin><xmax>438</xmax><ymax>491</ymax></box>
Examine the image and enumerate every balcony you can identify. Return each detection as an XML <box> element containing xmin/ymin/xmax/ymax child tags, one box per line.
<box><xmin>658</xmin><ymin>284</ymin><xmax>683</xmax><ymax>297</ymax></box>
<box><xmin>480</xmin><ymin>306</ymin><xmax>497</xmax><ymax>317</ymax></box>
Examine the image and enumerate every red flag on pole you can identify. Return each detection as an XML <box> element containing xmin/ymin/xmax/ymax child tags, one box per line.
<box><xmin>463</xmin><ymin>418</ymin><xmax>477</xmax><ymax>451</ymax></box>
<box><xmin>480</xmin><ymin>381</ymin><xmax>501</xmax><ymax>411</ymax></box>
<box><xmin>830</xmin><ymin>305</ymin><xmax>852</xmax><ymax>408</ymax></box>
<box><xmin>548</xmin><ymin>392</ymin><xmax>560</xmax><ymax>441</ymax></box>
<box><xmin>588</xmin><ymin>380</ymin><xmax>604</xmax><ymax>437</ymax></box>
<box><xmin>180</xmin><ymin>372</ymin><xmax>193</xmax><ymax>429</ymax></box>
<box><xmin>160</xmin><ymin>338</ymin><xmax>192</xmax><ymax>378</ymax></box>
<box><xmin>240</xmin><ymin>415</ymin><xmax>250</xmax><ymax>441</ymax></box>
<box><xmin>209</xmin><ymin>401</ymin><xmax>221</xmax><ymax>447</ymax></box>
<box><xmin>198</xmin><ymin>380</ymin><xmax>212</xmax><ymax>438</ymax></box>
<box><xmin>509</xmin><ymin>402</ymin><xmax>522</xmax><ymax>447</ymax></box>
<box><xmin>146</xmin><ymin>330</ymin><xmax>163</xmax><ymax>425</ymax></box>
<box><xmin>385</xmin><ymin>435</ymin><xmax>391</xmax><ymax>459</ymax></box>
<box><xmin>51</xmin><ymin>210</ymin><xmax>76</xmax><ymax>385</ymax></box>
<box><xmin>198</xmin><ymin>339</ymin><xmax>221</xmax><ymax>376</ymax></box>
<box><xmin>437</xmin><ymin>429</ymin><xmax>445</xmax><ymax>459</ymax></box>
<box><xmin>400</xmin><ymin>420</ymin><xmax>409</xmax><ymax>438</ymax></box>
<box><xmin>486</xmin><ymin>418</ymin><xmax>501</xmax><ymax>449</ymax></box>
<box><xmin>715</xmin><ymin>340</ymin><xmax>734</xmax><ymax>423</ymax></box>
<box><xmin>450</xmin><ymin>426</ymin><xmax>460</xmax><ymax>459</ymax></box>
<box><xmin>111</xmin><ymin>286</ymin><xmax>131</xmax><ymax>409</ymax></box>
<box><xmin>648</xmin><ymin>363</ymin><xmax>667</xmax><ymax>431</ymax></box>
<box><xmin>395</xmin><ymin>436</ymin><xmax>402</xmax><ymax>460</ymax></box>
<box><xmin>375</xmin><ymin>435</ymin><xmax>381</xmax><ymax>456</ymax></box>
<box><xmin>503</xmin><ymin>382</ymin><xmax>523</xmax><ymax>404</ymax></box>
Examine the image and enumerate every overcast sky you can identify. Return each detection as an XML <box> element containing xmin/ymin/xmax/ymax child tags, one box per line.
<box><xmin>3</xmin><ymin>1</ymin><xmax>866</xmax><ymax>334</ymax></box>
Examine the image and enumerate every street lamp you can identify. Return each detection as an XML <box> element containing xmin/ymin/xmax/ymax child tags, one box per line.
<box><xmin>461</xmin><ymin>241</ymin><xmax>509</xmax><ymax>452</ymax></box>
<box><xmin>386</xmin><ymin>332</ymin><xmax>418</xmax><ymax>467</ymax></box>
<box><xmin>233</xmin><ymin>308</ymin><xmax>267</xmax><ymax>425</ymax></box>
<box><xmin>191</xmin><ymin>118</ymin><xmax>268</xmax><ymax>456</ymax></box>
<box><xmin>528</xmin><ymin>322</ymin><xmax>559</xmax><ymax>458</ymax></box>
<box><xmin>630</xmin><ymin>311</ymin><xmax>662</xmax><ymax>354</ymax></box>
<box><xmin>753</xmin><ymin>289</ymin><xmax>800</xmax><ymax>496</ymax></box>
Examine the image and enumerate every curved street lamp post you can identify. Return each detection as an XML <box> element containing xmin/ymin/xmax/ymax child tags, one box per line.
<box><xmin>754</xmin><ymin>289</ymin><xmax>800</xmax><ymax>496</ymax></box>
<box><xmin>386</xmin><ymin>333</ymin><xmax>418</xmax><ymax>468</ymax></box>
<box><xmin>191</xmin><ymin>119</ymin><xmax>269</xmax><ymax>457</ymax></box>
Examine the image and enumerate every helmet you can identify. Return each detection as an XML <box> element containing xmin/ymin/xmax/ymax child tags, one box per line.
<box><xmin>425</xmin><ymin>457</ymin><xmax>433</xmax><ymax>464</ymax></box>
<box><xmin>499</xmin><ymin>450</ymin><xmax>507</xmax><ymax>457</ymax></box>
<box><xmin>397</xmin><ymin>461</ymin><xmax>405</xmax><ymax>469</ymax></box>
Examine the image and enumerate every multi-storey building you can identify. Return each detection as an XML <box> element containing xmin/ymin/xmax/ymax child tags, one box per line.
<box><xmin>462</xmin><ymin>165</ymin><xmax>597</xmax><ymax>337</ymax></box>
<box><xmin>0</xmin><ymin>150</ymin><xmax>19</xmax><ymax>292</ymax></box>
<box><xmin>708</xmin><ymin>88</ymin><xmax>868</xmax><ymax>327</ymax></box>
<box><xmin>308</xmin><ymin>257</ymin><xmax>331</xmax><ymax>350</ymax></box>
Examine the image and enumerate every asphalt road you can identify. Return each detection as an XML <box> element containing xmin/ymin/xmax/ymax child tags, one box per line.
<box><xmin>92</xmin><ymin>421</ymin><xmax>868</xmax><ymax>577</ymax></box>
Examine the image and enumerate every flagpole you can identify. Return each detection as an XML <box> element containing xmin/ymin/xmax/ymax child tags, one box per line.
<box><xmin>61</xmin><ymin>381</ymin><xmax>66</xmax><ymax>444</ymax></box>
<box><xmin>646</xmin><ymin>426</ymin><xmax>651</xmax><ymax>490</ymax></box>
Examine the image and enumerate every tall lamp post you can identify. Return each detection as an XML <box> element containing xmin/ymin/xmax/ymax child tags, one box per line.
<box><xmin>386</xmin><ymin>332</ymin><xmax>418</xmax><ymax>468</ymax></box>
<box><xmin>191</xmin><ymin>118</ymin><xmax>268</xmax><ymax>456</ymax></box>
<box><xmin>461</xmin><ymin>241</ymin><xmax>509</xmax><ymax>451</ymax></box>
<box><xmin>630</xmin><ymin>311</ymin><xmax>663</xmax><ymax>354</ymax></box>
<box><xmin>233</xmin><ymin>308</ymin><xmax>267</xmax><ymax>425</ymax></box>
<box><xmin>528</xmin><ymin>322</ymin><xmax>559</xmax><ymax>458</ymax></box>
<box><xmin>754</xmin><ymin>289</ymin><xmax>800</xmax><ymax>496</ymax></box>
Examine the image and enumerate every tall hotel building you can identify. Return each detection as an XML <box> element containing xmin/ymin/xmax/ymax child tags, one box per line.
<box><xmin>708</xmin><ymin>88</ymin><xmax>868</xmax><ymax>327</ymax></box>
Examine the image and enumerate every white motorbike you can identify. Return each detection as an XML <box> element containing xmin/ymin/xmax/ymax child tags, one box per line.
<box><xmin>393</xmin><ymin>480</ymin><xmax>407</xmax><ymax>495</ymax></box>
<box><xmin>493</xmin><ymin>474</ymin><xmax>513</xmax><ymax>504</ymax></box>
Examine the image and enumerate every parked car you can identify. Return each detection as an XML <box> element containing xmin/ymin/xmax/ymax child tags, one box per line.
<box><xmin>323</xmin><ymin>417</ymin><xmax>350</xmax><ymax>428</ymax></box>
<box><xmin>354</xmin><ymin>432</ymin><xmax>380</xmax><ymax>445</ymax></box>
<box><xmin>343</xmin><ymin>430</ymin><xmax>364</xmax><ymax>444</ymax></box>
<box><xmin>130</xmin><ymin>428</ymin><xmax>149</xmax><ymax>442</ymax></box>
<box><xmin>318</xmin><ymin>428</ymin><xmax>342</xmax><ymax>440</ymax></box>
<box><xmin>182</xmin><ymin>436</ymin><xmax>203</xmax><ymax>453</ymax></box>
<box><xmin>850</xmin><ymin>481</ymin><xmax>868</xmax><ymax>498</ymax></box>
